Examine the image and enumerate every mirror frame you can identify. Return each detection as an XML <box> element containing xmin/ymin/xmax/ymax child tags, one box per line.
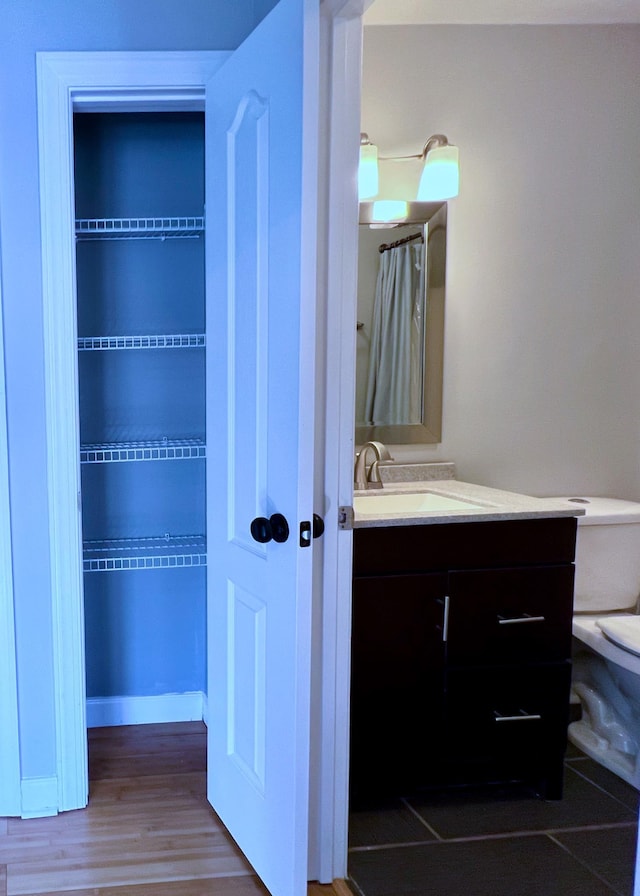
<box><xmin>356</xmin><ymin>200</ymin><xmax>447</xmax><ymax>445</ymax></box>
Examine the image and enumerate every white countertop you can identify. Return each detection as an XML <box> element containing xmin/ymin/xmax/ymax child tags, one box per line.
<box><xmin>352</xmin><ymin>478</ymin><xmax>585</xmax><ymax>528</ymax></box>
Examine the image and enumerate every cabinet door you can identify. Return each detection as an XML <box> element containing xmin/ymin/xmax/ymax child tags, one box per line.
<box><xmin>350</xmin><ymin>573</ymin><xmax>447</xmax><ymax>800</ymax></box>
<box><xmin>447</xmin><ymin>565</ymin><xmax>575</xmax><ymax>666</ymax></box>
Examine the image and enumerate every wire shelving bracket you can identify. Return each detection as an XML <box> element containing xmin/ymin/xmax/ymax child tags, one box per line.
<box><xmin>77</xmin><ymin>334</ymin><xmax>205</xmax><ymax>351</ymax></box>
<box><xmin>83</xmin><ymin>535</ymin><xmax>207</xmax><ymax>572</ymax></box>
<box><xmin>75</xmin><ymin>216</ymin><xmax>205</xmax><ymax>240</ymax></box>
<box><xmin>80</xmin><ymin>439</ymin><xmax>206</xmax><ymax>464</ymax></box>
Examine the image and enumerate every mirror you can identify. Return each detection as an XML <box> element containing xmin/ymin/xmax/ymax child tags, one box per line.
<box><xmin>355</xmin><ymin>201</ymin><xmax>447</xmax><ymax>445</ymax></box>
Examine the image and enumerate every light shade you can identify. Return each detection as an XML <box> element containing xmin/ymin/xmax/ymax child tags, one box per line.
<box><xmin>358</xmin><ymin>133</ymin><xmax>379</xmax><ymax>200</ymax></box>
<box><xmin>371</xmin><ymin>200</ymin><xmax>408</xmax><ymax>222</ymax></box>
<box><xmin>417</xmin><ymin>139</ymin><xmax>459</xmax><ymax>201</ymax></box>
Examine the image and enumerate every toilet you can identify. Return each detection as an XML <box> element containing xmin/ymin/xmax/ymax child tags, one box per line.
<box><xmin>562</xmin><ymin>496</ymin><xmax>640</xmax><ymax>789</ymax></box>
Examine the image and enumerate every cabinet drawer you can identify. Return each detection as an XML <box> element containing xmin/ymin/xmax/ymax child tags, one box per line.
<box><xmin>353</xmin><ymin>517</ymin><xmax>577</xmax><ymax>575</ymax></box>
<box><xmin>443</xmin><ymin>663</ymin><xmax>571</xmax><ymax>764</ymax></box>
<box><xmin>446</xmin><ymin>565</ymin><xmax>574</xmax><ymax>665</ymax></box>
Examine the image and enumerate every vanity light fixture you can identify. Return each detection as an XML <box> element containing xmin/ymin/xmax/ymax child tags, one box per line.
<box><xmin>358</xmin><ymin>133</ymin><xmax>379</xmax><ymax>200</ymax></box>
<box><xmin>416</xmin><ymin>135</ymin><xmax>459</xmax><ymax>201</ymax></box>
<box><xmin>359</xmin><ymin>132</ymin><xmax>460</xmax><ymax>203</ymax></box>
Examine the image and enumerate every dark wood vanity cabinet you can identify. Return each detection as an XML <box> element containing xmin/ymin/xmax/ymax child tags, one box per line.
<box><xmin>350</xmin><ymin>517</ymin><xmax>577</xmax><ymax>803</ymax></box>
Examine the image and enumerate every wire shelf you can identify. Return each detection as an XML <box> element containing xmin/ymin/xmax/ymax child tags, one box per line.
<box><xmin>83</xmin><ymin>535</ymin><xmax>207</xmax><ymax>572</ymax></box>
<box><xmin>78</xmin><ymin>334</ymin><xmax>205</xmax><ymax>351</ymax></box>
<box><xmin>75</xmin><ymin>217</ymin><xmax>205</xmax><ymax>240</ymax></box>
<box><xmin>80</xmin><ymin>439</ymin><xmax>206</xmax><ymax>464</ymax></box>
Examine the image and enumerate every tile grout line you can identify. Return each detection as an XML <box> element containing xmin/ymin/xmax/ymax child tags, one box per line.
<box><xmin>345</xmin><ymin>872</ymin><xmax>366</xmax><ymax>896</ymax></box>
<box><xmin>348</xmin><ymin>820</ymin><xmax>638</xmax><ymax>853</ymax></box>
<box><xmin>547</xmin><ymin>833</ymin><xmax>626</xmax><ymax>896</ymax></box>
<box><xmin>565</xmin><ymin>763</ymin><xmax>640</xmax><ymax>815</ymax></box>
<box><xmin>400</xmin><ymin>797</ymin><xmax>443</xmax><ymax>841</ymax></box>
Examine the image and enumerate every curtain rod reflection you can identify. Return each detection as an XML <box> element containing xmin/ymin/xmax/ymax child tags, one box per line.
<box><xmin>378</xmin><ymin>231</ymin><xmax>423</xmax><ymax>254</ymax></box>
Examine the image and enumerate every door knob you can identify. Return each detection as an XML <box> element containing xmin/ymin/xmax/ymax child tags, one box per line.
<box><xmin>250</xmin><ymin>513</ymin><xmax>290</xmax><ymax>544</ymax></box>
<box><xmin>250</xmin><ymin>516</ymin><xmax>272</xmax><ymax>543</ymax></box>
<box><xmin>269</xmin><ymin>513</ymin><xmax>290</xmax><ymax>543</ymax></box>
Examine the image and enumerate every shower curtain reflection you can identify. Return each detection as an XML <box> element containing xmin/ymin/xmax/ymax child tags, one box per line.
<box><xmin>363</xmin><ymin>234</ymin><xmax>425</xmax><ymax>426</ymax></box>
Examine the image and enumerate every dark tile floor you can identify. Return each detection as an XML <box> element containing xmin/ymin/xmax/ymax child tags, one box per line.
<box><xmin>348</xmin><ymin>752</ymin><xmax>639</xmax><ymax>896</ymax></box>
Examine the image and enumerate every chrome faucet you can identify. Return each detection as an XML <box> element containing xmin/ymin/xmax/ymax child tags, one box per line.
<box><xmin>354</xmin><ymin>441</ymin><xmax>393</xmax><ymax>490</ymax></box>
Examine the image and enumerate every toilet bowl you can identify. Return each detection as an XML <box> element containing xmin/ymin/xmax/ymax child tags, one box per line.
<box><xmin>558</xmin><ymin>496</ymin><xmax>640</xmax><ymax>789</ymax></box>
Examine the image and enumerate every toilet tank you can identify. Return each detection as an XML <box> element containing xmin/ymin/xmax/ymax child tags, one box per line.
<box><xmin>562</xmin><ymin>497</ymin><xmax>640</xmax><ymax>614</ymax></box>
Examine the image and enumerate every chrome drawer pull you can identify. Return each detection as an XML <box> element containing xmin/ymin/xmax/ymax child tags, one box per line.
<box><xmin>497</xmin><ymin>613</ymin><xmax>546</xmax><ymax>625</ymax></box>
<box><xmin>442</xmin><ymin>594</ymin><xmax>450</xmax><ymax>643</ymax></box>
<box><xmin>493</xmin><ymin>710</ymin><xmax>542</xmax><ymax>722</ymax></box>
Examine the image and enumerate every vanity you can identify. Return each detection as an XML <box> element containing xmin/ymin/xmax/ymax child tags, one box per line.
<box><xmin>349</xmin><ymin>470</ymin><xmax>582</xmax><ymax>804</ymax></box>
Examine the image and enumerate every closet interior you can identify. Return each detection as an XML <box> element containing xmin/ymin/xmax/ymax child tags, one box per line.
<box><xmin>73</xmin><ymin>111</ymin><xmax>207</xmax><ymax>722</ymax></box>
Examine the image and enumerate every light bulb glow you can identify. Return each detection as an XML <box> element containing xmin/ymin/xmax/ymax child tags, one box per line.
<box><xmin>371</xmin><ymin>200</ymin><xmax>408</xmax><ymax>222</ymax></box>
<box><xmin>417</xmin><ymin>144</ymin><xmax>459</xmax><ymax>201</ymax></box>
<box><xmin>358</xmin><ymin>141</ymin><xmax>379</xmax><ymax>200</ymax></box>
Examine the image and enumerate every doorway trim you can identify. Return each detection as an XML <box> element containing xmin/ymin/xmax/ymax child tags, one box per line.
<box><xmin>36</xmin><ymin>50</ymin><xmax>230</xmax><ymax>813</ymax></box>
<box><xmin>0</xmin><ymin>224</ymin><xmax>21</xmax><ymax>817</ymax></box>
<box><xmin>314</xmin><ymin>1</ymin><xmax>367</xmax><ymax>881</ymax></box>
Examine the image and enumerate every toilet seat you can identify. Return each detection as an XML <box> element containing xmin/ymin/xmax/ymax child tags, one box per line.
<box><xmin>597</xmin><ymin>616</ymin><xmax>640</xmax><ymax>658</ymax></box>
<box><xmin>572</xmin><ymin>617</ymin><xmax>640</xmax><ymax>677</ymax></box>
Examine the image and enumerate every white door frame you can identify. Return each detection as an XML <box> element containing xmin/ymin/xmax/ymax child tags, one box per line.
<box><xmin>0</xmin><ymin>222</ymin><xmax>21</xmax><ymax>817</ymax></box>
<box><xmin>313</xmin><ymin>0</ymin><xmax>368</xmax><ymax>881</ymax></box>
<box><xmin>36</xmin><ymin>50</ymin><xmax>230</xmax><ymax>813</ymax></box>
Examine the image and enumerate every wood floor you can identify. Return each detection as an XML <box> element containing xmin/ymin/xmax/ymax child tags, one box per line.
<box><xmin>0</xmin><ymin>722</ymin><xmax>346</xmax><ymax>896</ymax></box>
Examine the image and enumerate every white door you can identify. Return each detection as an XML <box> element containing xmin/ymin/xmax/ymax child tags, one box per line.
<box><xmin>205</xmin><ymin>2</ymin><xmax>318</xmax><ymax>895</ymax></box>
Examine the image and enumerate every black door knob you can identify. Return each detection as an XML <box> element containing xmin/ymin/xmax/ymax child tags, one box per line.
<box><xmin>250</xmin><ymin>513</ymin><xmax>290</xmax><ymax>544</ymax></box>
<box><xmin>312</xmin><ymin>513</ymin><xmax>325</xmax><ymax>538</ymax></box>
<box><xmin>269</xmin><ymin>513</ymin><xmax>290</xmax><ymax>543</ymax></box>
<box><xmin>250</xmin><ymin>516</ymin><xmax>273</xmax><ymax>543</ymax></box>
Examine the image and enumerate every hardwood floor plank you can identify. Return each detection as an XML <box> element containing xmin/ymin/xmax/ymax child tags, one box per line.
<box><xmin>16</xmin><ymin>875</ymin><xmax>270</xmax><ymax>896</ymax></box>
<box><xmin>88</xmin><ymin>723</ymin><xmax>207</xmax><ymax>780</ymax></box>
<box><xmin>1</xmin><ymin>828</ymin><xmax>244</xmax><ymax>865</ymax></box>
<box><xmin>9</xmin><ymin>857</ymin><xmax>251</xmax><ymax>895</ymax></box>
<box><xmin>3</xmin><ymin>723</ymin><xmax>344</xmax><ymax>896</ymax></box>
<box><xmin>308</xmin><ymin>884</ymin><xmax>348</xmax><ymax>896</ymax></box>
<box><xmin>15</xmin><ymin>878</ymin><xmax>346</xmax><ymax>896</ymax></box>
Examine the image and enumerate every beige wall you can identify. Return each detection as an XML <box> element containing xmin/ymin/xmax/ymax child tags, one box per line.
<box><xmin>362</xmin><ymin>24</ymin><xmax>640</xmax><ymax>498</ymax></box>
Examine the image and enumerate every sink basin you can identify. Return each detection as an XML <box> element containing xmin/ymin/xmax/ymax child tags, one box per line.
<box><xmin>354</xmin><ymin>491</ymin><xmax>486</xmax><ymax>516</ymax></box>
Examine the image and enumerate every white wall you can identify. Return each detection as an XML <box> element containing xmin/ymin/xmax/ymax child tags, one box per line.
<box><xmin>362</xmin><ymin>24</ymin><xmax>640</xmax><ymax>499</ymax></box>
<box><xmin>0</xmin><ymin>0</ymin><xmax>272</xmax><ymax>786</ymax></box>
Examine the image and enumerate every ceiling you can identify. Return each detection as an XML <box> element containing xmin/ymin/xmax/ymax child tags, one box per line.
<box><xmin>364</xmin><ymin>0</ymin><xmax>640</xmax><ymax>25</ymax></box>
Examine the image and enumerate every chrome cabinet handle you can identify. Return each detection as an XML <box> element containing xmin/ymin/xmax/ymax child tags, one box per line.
<box><xmin>493</xmin><ymin>710</ymin><xmax>542</xmax><ymax>722</ymax></box>
<box><xmin>442</xmin><ymin>595</ymin><xmax>450</xmax><ymax>642</ymax></box>
<box><xmin>497</xmin><ymin>613</ymin><xmax>546</xmax><ymax>625</ymax></box>
<box><xmin>435</xmin><ymin>595</ymin><xmax>450</xmax><ymax>642</ymax></box>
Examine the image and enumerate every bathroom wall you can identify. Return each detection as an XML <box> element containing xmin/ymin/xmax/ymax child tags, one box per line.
<box><xmin>361</xmin><ymin>24</ymin><xmax>640</xmax><ymax>499</ymax></box>
<box><xmin>0</xmin><ymin>0</ymin><xmax>273</xmax><ymax>785</ymax></box>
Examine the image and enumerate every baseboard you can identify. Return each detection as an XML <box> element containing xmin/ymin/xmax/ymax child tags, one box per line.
<box><xmin>202</xmin><ymin>690</ymin><xmax>209</xmax><ymax>726</ymax></box>
<box><xmin>86</xmin><ymin>691</ymin><xmax>205</xmax><ymax>728</ymax></box>
<box><xmin>21</xmin><ymin>776</ymin><xmax>59</xmax><ymax>818</ymax></box>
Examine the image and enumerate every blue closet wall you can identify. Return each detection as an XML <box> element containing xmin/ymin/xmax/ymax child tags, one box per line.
<box><xmin>74</xmin><ymin>113</ymin><xmax>206</xmax><ymax>701</ymax></box>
